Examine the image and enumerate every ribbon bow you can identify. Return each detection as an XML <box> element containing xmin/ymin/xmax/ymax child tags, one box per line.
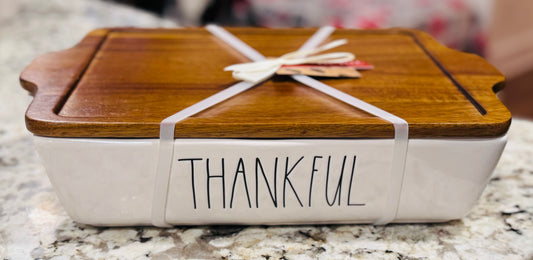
<box><xmin>224</xmin><ymin>39</ymin><xmax>354</xmax><ymax>83</ymax></box>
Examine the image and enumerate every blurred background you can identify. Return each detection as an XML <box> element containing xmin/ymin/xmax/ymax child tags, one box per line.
<box><xmin>1</xmin><ymin>0</ymin><xmax>532</xmax><ymax>119</ymax></box>
<box><xmin>113</xmin><ymin>0</ymin><xmax>533</xmax><ymax>119</ymax></box>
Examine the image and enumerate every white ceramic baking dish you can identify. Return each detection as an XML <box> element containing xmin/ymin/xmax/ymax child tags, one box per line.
<box><xmin>33</xmin><ymin>136</ymin><xmax>506</xmax><ymax>226</ymax></box>
<box><xmin>21</xmin><ymin>27</ymin><xmax>511</xmax><ymax>226</ymax></box>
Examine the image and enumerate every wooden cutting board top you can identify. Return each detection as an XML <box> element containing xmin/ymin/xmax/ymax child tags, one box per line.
<box><xmin>20</xmin><ymin>27</ymin><xmax>511</xmax><ymax>138</ymax></box>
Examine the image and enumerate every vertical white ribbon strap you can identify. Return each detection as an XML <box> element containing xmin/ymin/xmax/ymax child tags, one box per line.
<box><xmin>151</xmin><ymin>81</ymin><xmax>257</xmax><ymax>227</ymax></box>
<box><xmin>291</xmin><ymin>34</ymin><xmax>409</xmax><ymax>225</ymax></box>
<box><xmin>151</xmin><ymin>25</ymin><xmax>336</xmax><ymax>227</ymax></box>
<box><xmin>214</xmin><ymin>25</ymin><xmax>410</xmax><ymax>225</ymax></box>
<box><xmin>291</xmin><ymin>75</ymin><xmax>409</xmax><ymax>225</ymax></box>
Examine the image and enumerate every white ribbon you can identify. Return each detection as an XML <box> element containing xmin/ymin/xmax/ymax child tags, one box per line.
<box><xmin>224</xmin><ymin>39</ymin><xmax>354</xmax><ymax>83</ymax></box>
<box><xmin>151</xmin><ymin>25</ymin><xmax>409</xmax><ymax>227</ymax></box>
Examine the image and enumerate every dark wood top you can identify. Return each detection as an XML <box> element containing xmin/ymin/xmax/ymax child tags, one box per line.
<box><xmin>20</xmin><ymin>27</ymin><xmax>511</xmax><ymax>138</ymax></box>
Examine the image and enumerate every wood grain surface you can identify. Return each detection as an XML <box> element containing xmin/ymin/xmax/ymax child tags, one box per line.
<box><xmin>20</xmin><ymin>27</ymin><xmax>511</xmax><ymax>138</ymax></box>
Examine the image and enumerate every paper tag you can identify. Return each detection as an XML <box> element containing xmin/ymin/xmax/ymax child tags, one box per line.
<box><xmin>276</xmin><ymin>60</ymin><xmax>372</xmax><ymax>78</ymax></box>
<box><xmin>310</xmin><ymin>60</ymin><xmax>374</xmax><ymax>70</ymax></box>
<box><xmin>277</xmin><ymin>66</ymin><xmax>362</xmax><ymax>78</ymax></box>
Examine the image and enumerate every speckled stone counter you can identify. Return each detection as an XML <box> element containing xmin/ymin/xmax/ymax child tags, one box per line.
<box><xmin>1</xmin><ymin>0</ymin><xmax>532</xmax><ymax>259</ymax></box>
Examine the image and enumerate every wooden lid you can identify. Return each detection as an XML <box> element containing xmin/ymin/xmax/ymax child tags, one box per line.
<box><xmin>20</xmin><ymin>27</ymin><xmax>511</xmax><ymax>138</ymax></box>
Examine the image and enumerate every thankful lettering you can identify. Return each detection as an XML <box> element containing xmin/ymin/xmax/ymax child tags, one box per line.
<box><xmin>177</xmin><ymin>156</ymin><xmax>365</xmax><ymax>209</ymax></box>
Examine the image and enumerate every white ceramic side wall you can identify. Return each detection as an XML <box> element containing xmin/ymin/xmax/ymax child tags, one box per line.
<box><xmin>33</xmin><ymin>136</ymin><xmax>507</xmax><ymax>226</ymax></box>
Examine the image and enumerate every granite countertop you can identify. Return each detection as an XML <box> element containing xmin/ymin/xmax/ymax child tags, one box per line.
<box><xmin>1</xmin><ymin>0</ymin><xmax>532</xmax><ymax>259</ymax></box>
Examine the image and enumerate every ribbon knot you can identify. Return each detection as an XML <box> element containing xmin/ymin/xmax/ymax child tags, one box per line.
<box><xmin>224</xmin><ymin>39</ymin><xmax>354</xmax><ymax>83</ymax></box>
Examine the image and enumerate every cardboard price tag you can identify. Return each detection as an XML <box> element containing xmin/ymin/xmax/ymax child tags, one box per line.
<box><xmin>276</xmin><ymin>60</ymin><xmax>373</xmax><ymax>78</ymax></box>
<box><xmin>277</xmin><ymin>66</ymin><xmax>362</xmax><ymax>78</ymax></box>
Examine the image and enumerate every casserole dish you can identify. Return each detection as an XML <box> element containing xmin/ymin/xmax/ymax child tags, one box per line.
<box><xmin>21</xmin><ymin>27</ymin><xmax>511</xmax><ymax>226</ymax></box>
